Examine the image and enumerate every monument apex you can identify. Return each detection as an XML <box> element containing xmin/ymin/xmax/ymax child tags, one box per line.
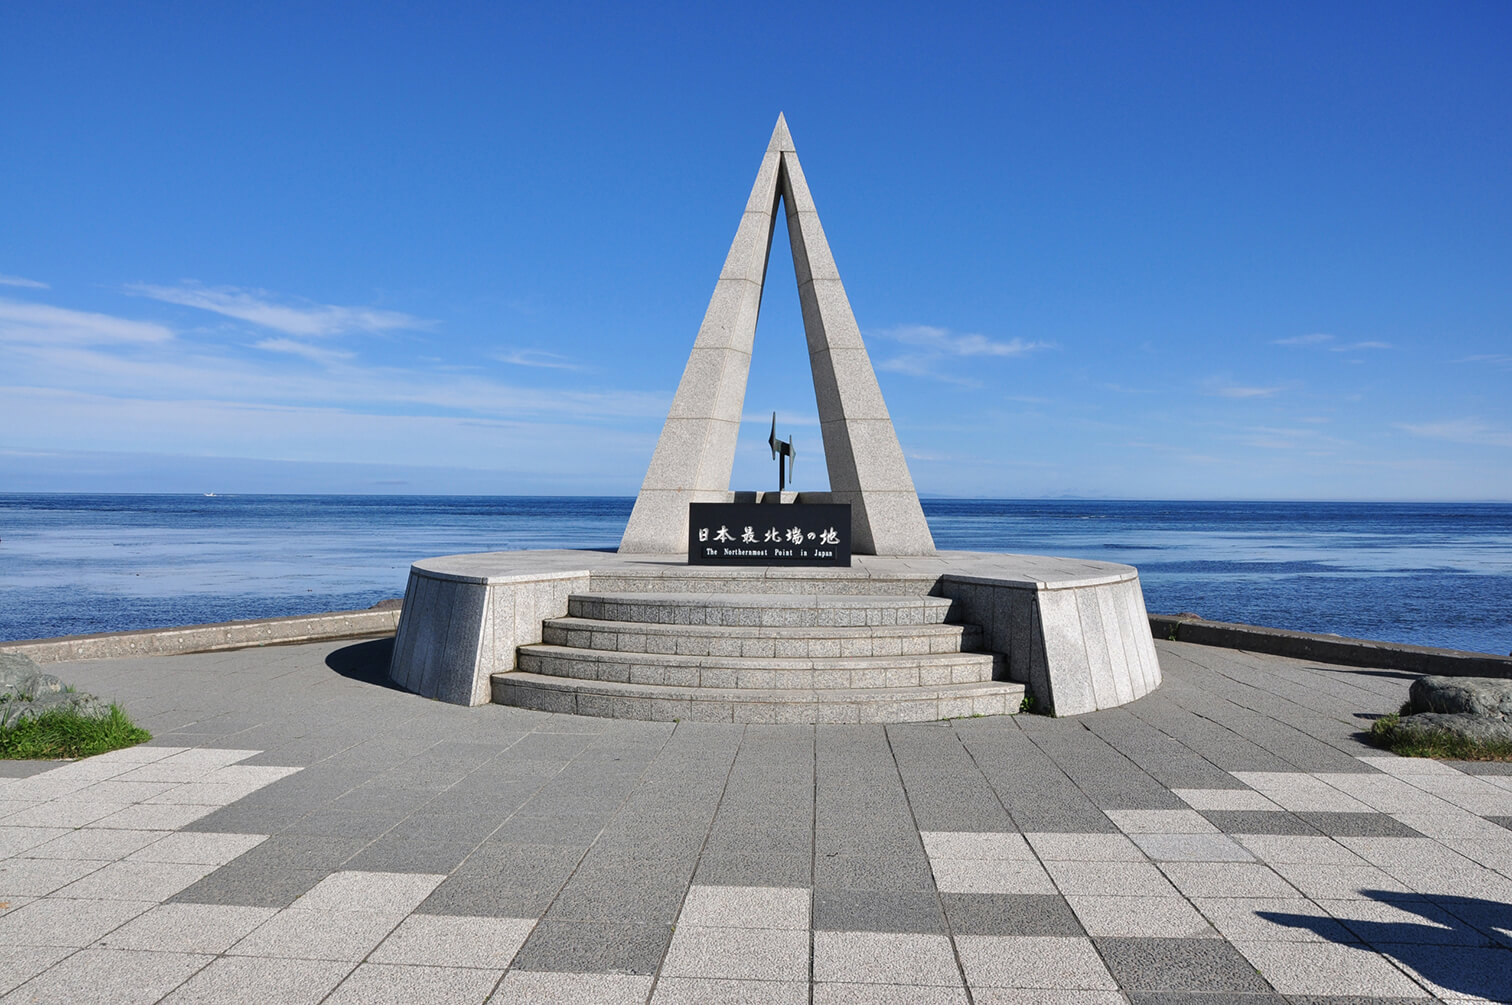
<box><xmin>619</xmin><ymin>114</ymin><xmax>936</xmax><ymax>556</ymax></box>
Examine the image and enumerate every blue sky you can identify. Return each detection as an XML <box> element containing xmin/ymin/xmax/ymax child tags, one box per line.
<box><xmin>2</xmin><ymin>2</ymin><xmax>1509</xmax><ymax>499</ymax></box>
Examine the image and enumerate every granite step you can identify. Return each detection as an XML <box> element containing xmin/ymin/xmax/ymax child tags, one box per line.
<box><xmin>541</xmin><ymin>616</ymin><xmax>983</xmax><ymax>658</ymax></box>
<box><xmin>566</xmin><ymin>592</ymin><xmax>959</xmax><ymax>628</ymax></box>
<box><xmin>491</xmin><ymin>672</ymin><xmax>1025</xmax><ymax>724</ymax></box>
<box><xmin>516</xmin><ymin>644</ymin><xmax>1001</xmax><ymax>690</ymax></box>
<box><xmin>586</xmin><ymin>572</ymin><xmax>941</xmax><ymax>596</ymax></box>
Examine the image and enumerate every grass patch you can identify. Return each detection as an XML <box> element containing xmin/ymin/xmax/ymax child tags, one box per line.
<box><xmin>0</xmin><ymin>703</ymin><xmax>151</xmax><ymax>760</ymax></box>
<box><xmin>1368</xmin><ymin>711</ymin><xmax>1512</xmax><ymax>761</ymax></box>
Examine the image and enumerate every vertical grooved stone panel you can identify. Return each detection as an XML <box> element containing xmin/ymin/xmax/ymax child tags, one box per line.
<box><xmin>1097</xmin><ymin>585</ymin><xmax>1135</xmax><ymax>705</ymax></box>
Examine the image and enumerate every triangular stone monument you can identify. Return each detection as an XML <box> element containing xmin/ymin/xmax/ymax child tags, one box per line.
<box><xmin>619</xmin><ymin>114</ymin><xmax>936</xmax><ymax>556</ymax></box>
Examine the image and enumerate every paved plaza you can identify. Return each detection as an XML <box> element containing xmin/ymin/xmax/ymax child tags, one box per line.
<box><xmin>1</xmin><ymin>637</ymin><xmax>1510</xmax><ymax>1003</ymax></box>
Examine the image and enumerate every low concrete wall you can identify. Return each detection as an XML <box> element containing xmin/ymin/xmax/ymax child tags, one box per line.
<box><xmin>1151</xmin><ymin>614</ymin><xmax>1512</xmax><ymax>679</ymax></box>
<box><xmin>942</xmin><ymin>574</ymin><xmax>1162</xmax><ymax>716</ymax></box>
<box><xmin>388</xmin><ymin>568</ymin><xmax>592</xmax><ymax>706</ymax></box>
<box><xmin>0</xmin><ymin>605</ymin><xmax>402</xmax><ymax>664</ymax></box>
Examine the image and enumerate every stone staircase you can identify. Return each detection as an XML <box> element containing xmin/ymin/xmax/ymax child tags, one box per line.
<box><xmin>491</xmin><ymin>589</ymin><xmax>1024</xmax><ymax>723</ymax></box>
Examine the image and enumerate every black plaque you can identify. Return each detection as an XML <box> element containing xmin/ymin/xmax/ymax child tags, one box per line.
<box><xmin>688</xmin><ymin>503</ymin><xmax>851</xmax><ymax>567</ymax></box>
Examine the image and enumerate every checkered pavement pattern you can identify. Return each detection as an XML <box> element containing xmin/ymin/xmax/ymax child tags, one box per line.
<box><xmin>1</xmin><ymin>638</ymin><xmax>1509</xmax><ymax>1003</ymax></box>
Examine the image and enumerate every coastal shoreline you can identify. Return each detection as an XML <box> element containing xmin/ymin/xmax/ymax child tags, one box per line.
<box><xmin>5</xmin><ymin>601</ymin><xmax>1507</xmax><ymax>681</ymax></box>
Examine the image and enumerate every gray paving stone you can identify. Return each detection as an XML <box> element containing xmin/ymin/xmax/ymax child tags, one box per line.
<box><xmin>1197</xmin><ymin>810</ymin><xmax>1322</xmax><ymax>835</ymax></box>
<box><xmin>940</xmin><ymin>892</ymin><xmax>1083</xmax><ymax>936</ymax></box>
<box><xmin>341</xmin><ymin>837</ymin><xmax>479</xmax><ymax>874</ymax></box>
<box><xmin>509</xmin><ymin>920</ymin><xmax>673</xmax><ymax>975</ymax></box>
<box><xmin>1094</xmin><ymin>936</ymin><xmax>1275</xmax><ymax>993</ymax></box>
<box><xmin>1293</xmin><ymin>812</ymin><xmax>1424</xmax><ymax>838</ymax></box>
<box><xmin>812</xmin><ymin>888</ymin><xmax>947</xmax><ymax>933</ymax></box>
<box><xmin>814</xmin><ymin>852</ymin><xmax>936</xmax><ymax>891</ymax></box>
<box><xmin>169</xmin><ymin>861</ymin><xmax>327</xmax><ymax>908</ymax></box>
<box><xmin>694</xmin><ymin>852</ymin><xmax>812</xmax><ymax>888</ymax></box>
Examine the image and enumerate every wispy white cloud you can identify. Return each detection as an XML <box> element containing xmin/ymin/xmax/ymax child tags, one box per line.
<box><xmin>1398</xmin><ymin>419</ymin><xmax>1512</xmax><ymax>448</ymax></box>
<box><xmin>877</xmin><ymin>354</ymin><xmax>983</xmax><ymax>387</ymax></box>
<box><xmin>0</xmin><ymin>274</ymin><xmax>49</xmax><ymax>289</ymax></box>
<box><xmin>252</xmin><ymin>337</ymin><xmax>356</xmax><ymax>365</ymax></box>
<box><xmin>1272</xmin><ymin>332</ymin><xmax>1390</xmax><ymax>352</ymax></box>
<box><xmin>494</xmin><ymin>348</ymin><xmax>584</xmax><ymax>370</ymax></box>
<box><xmin>870</xmin><ymin>325</ymin><xmax>1051</xmax><ymax>385</ymax></box>
<box><xmin>125</xmin><ymin>282</ymin><xmax>434</xmax><ymax>337</ymax></box>
<box><xmin>1236</xmin><ymin>425</ymin><xmax>1352</xmax><ymax>451</ymax></box>
<box><xmin>1455</xmin><ymin>354</ymin><xmax>1512</xmax><ymax>370</ymax></box>
<box><xmin>1203</xmin><ymin>378</ymin><xmax>1285</xmax><ymax>399</ymax></box>
<box><xmin>0</xmin><ymin>298</ymin><xmax>173</xmax><ymax>345</ymax></box>
<box><xmin>4</xmin><ymin>335</ymin><xmax>667</xmax><ymax>421</ymax></box>
<box><xmin>872</xmin><ymin>324</ymin><xmax>1053</xmax><ymax>358</ymax></box>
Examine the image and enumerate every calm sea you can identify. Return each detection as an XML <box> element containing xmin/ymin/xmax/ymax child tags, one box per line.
<box><xmin>1</xmin><ymin>495</ymin><xmax>1509</xmax><ymax>656</ymax></box>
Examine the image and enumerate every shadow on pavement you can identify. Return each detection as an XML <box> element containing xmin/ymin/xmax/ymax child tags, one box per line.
<box><xmin>1259</xmin><ymin>890</ymin><xmax>1512</xmax><ymax>1000</ymax></box>
<box><xmin>324</xmin><ymin>637</ymin><xmax>409</xmax><ymax>692</ymax></box>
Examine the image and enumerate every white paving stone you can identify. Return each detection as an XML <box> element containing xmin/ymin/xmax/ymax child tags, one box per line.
<box><xmin>229</xmin><ymin>908</ymin><xmax>408</xmax><ymax>961</ymax></box>
<box><xmin>812</xmin><ymin>931</ymin><xmax>961</xmax><ymax>986</ymax></box>
<box><xmin>661</xmin><ymin>925</ymin><xmax>809</xmax><ymax>982</ymax></box>
<box><xmin>0</xmin><ymin>896</ymin><xmax>155</xmax><ymax>946</ymax></box>
<box><xmin>1234</xmin><ymin>834</ymin><xmax>1367</xmax><ymax>865</ymax></box>
<box><xmin>290</xmin><ymin>870</ymin><xmax>445</xmax><ymax>913</ymax></box>
<box><xmin>0</xmin><ymin>946</ymin><xmax>211</xmax><ymax>1005</ymax></box>
<box><xmin>813</xmin><ymin>985</ymin><xmax>969</xmax><ymax>1004</ymax></box>
<box><xmin>370</xmin><ymin>914</ymin><xmax>535</xmax><ymax>968</ymax></box>
<box><xmin>1172</xmin><ymin>788</ymin><xmax>1282</xmax><ymax>811</ymax></box>
<box><xmin>1193</xmin><ymin>896</ymin><xmax>1358</xmax><ymax>943</ymax></box>
<box><xmin>1064</xmin><ymin>894</ymin><xmax>1216</xmax><ymax>937</ymax></box>
<box><xmin>1234</xmin><ymin>939</ymin><xmax>1429</xmax><ymax>996</ymax></box>
<box><xmin>0</xmin><ymin>856</ymin><xmax>109</xmax><ymax>896</ymax></box>
<box><xmin>1023</xmin><ymin>832</ymin><xmax>1145</xmax><ymax>862</ymax></box>
<box><xmin>159</xmin><ymin>955</ymin><xmax>357</xmax><ymax>1005</ymax></box>
<box><xmin>675</xmin><ymin>885</ymin><xmax>810</xmax><ymax>930</ymax></box>
<box><xmin>920</xmin><ymin>831</ymin><xmax>1033</xmax><ymax>860</ymax></box>
<box><xmin>955</xmin><ymin>935</ymin><xmax>1117</xmax><ymax>991</ymax></box>
<box><xmin>1045</xmin><ymin>859</ymin><xmax>1180</xmax><ymax>897</ymax></box>
<box><xmin>1103</xmin><ymin>809</ymin><xmax>1217</xmax><ymax>834</ymax></box>
<box><xmin>126</xmin><ymin>831</ymin><xmax>267</xmax><ymax>865</ymax></box>
<box><xmin>1129</xmin><ymin>832</ymin><xmax>1254</xmax><ymax>862</ymax></box>
<box><xmin>1229</xmin><ymin>771</ymin><xmax>1375</xmax><ymax>813</ymax></box>
<box><xmin>53</xmin><ymin>859</ymin><xmax>215</xmax><ymax>901</ymax></box>
<box><xmin>323</xmin><ymin>962</ymin><xmax>504</xmax><ymax>1005</ymax></box>
<box><xmin>931</xmin><ymin>858</ymin><xmax>1057</xmax><ymax>894</ymax></box>
<box><xmin>98</xmin><ymin>902</ymin><xmax>278</xmax><ymax>953</ymax></box>
<box><xmin>487</xmin><ymin>971</ymin><xmax>653</xmax><ymax>1004</ymax></box>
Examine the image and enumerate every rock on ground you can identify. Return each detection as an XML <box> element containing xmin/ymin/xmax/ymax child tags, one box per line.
<box><xmin>1409</xmin><ymin>675</ymin><xmax>1512</xmax><ymax>720</ymax></box>
<box><xmin>1</xmin><ymin>651</ymin><xmax>108</xmax><ymax>725</ymax></box>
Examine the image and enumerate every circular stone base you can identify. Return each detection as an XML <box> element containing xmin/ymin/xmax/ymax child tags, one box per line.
<box><xmin>389</xmin><ymin>550</ymin><xmax>1161</xmax><ymax>719</ymax></box>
